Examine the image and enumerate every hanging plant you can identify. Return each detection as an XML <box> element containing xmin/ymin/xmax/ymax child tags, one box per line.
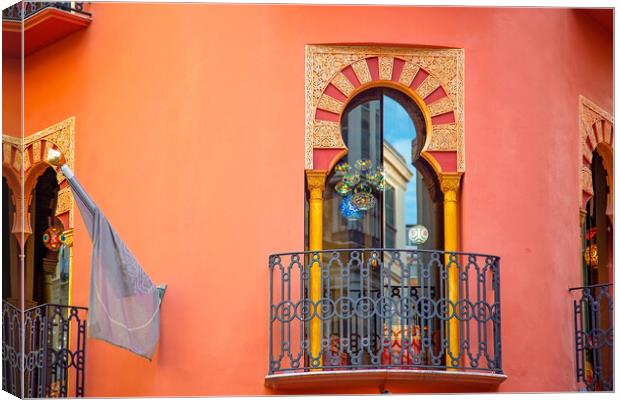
<box><xmin>333</xmin><ymin>159</ymin><xmax>385</xmax><ymax>220</ymax></box>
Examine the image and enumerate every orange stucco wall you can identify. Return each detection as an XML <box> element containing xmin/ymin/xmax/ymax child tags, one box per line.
<box><xmin>2</xmin><ymin>55</ymin><xmax>21</xmax><ymax>137</ymax></box>
<box><xmin>10</xmin><ymin>4</ymin><xmax>612</xmax><ymax>396</ymax></box>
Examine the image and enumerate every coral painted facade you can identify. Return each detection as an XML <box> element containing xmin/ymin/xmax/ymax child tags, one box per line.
<box><xmin>2</xmin><ymin>3</ymin><xmax>613</xmax><ymax>396</ymax></box>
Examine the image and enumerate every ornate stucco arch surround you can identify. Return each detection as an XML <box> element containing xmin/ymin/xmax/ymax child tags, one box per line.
<box><xmin>305</xmin><ymin>45</ymin><xmax>464</xmax><ymax>176</ymax></box>
<box><xmin>579</xmin><ymin>95</ymin><xmax>614</xmax><ymax>226</ymax></box>
<box><xmin>2</xmin><ymin>117</ymin><xmax>75</xmax><ymax>248</ymax></box>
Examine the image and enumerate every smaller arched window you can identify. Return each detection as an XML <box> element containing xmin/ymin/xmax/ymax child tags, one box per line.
<box><xmin>582</xmin><ymin>148</ymin><xmax>612</xmax><ymax>287</ymax></box>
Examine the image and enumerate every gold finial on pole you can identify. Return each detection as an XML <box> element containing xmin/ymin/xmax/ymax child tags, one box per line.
<box><xmin>46</xmin><ymin>148</ymin><xmax>66</xmax><ymax>167</ymax></box>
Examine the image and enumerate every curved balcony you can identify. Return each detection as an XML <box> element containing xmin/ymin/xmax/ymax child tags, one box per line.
<box><xmin>570</xmin><ymin>283</ymin><xmax>614</xmax><ymax>392</ymax></box>
<box><xmin>266</xmin><ymin>249</ymin><xmax>505</xmax><ymax>391</ymax></box>
<box><xmin>2</xmin><ymin>301</ymin><xmax>88</xmax><ymax>398</ymax></box>
<box><xmin>2</xmin><ymin>2</ymin><xmax>92</xmax><ymax>57</ymax></box>
<box><xmin>2</xmin><ymin>2</ymin><xmax>90</xmax><ymax>21</ymax></box>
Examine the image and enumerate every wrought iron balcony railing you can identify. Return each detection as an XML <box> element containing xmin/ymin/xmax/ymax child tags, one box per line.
<box><xmin>268</xmin><ymin>249</ymin><xmax>502</xmax><ymax>376</ymax></box>
<box><xmin>571</xmin><ymin>283</ymin><xmax>614</xmax><ymax>391</ymax></box>
<box><xmin>2</xmin><ymin>1</ymin><xmax>90</xmax><ymax>21</ymax></box>
<box><xmin>1</xmin><ymin>301</ymin><xmax>88</xmax><ymax>398</ymax></box>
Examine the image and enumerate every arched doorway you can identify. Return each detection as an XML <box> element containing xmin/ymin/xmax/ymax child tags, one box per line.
<box><xmin>319</xmin><ymin>86</ymin><xmax>446</xmax><ymax>367</ymax></box>
<box><xmin>583</xmin><ymin>148</ymin><xmax>613</xmax><ymax>287</ymax></box>
<box><xmin>580</xmin><ymin>145</ymin><xmax>613</xmax><ymax>391</ymax></box>
<box><xmin>25</xmin><ymin>166</ymin><xmax>69</xmax><ymax>307</ymax></box>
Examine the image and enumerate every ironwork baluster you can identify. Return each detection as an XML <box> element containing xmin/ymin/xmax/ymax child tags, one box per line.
<box><xmin>268</xmin><ymin>256</ymin><xmax>275</xmax><ymax>374</ymax></box>
<box><xmin>492</xmin><ymin>257</ymin><xmax>502</xmax><ymax>374</ymax></box>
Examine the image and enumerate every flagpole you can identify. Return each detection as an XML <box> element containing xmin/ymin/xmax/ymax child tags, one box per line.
<box><xmin>46</xmin><ymin>149</ymin><xmax>97</xmax><ymax>215</ymax></box>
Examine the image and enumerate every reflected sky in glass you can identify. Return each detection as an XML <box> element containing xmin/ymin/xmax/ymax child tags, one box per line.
<box><xmin>383</xmin><ymin>95</ymin><xmax>417</xmax><ymax>225</ymax></box>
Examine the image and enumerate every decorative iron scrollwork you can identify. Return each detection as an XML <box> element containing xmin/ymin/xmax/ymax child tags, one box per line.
<box><xmin>268</xmin><ymin>248</ymin><xmax>502</xmax><ymax>375</ymax></box>
<box><xmin>2</xmin><ymin>2</ymin><xmax>91</xmax><ymax>21</ymax></box>
<box><xmin>571</xmin><ymin>284</ymin><xmax>613</xmax><ymax>391</ymax></box>
<box><xmin>2</xmin><ymin>301</ymin><xmax>88</xmax><ymax>397</ymax></box>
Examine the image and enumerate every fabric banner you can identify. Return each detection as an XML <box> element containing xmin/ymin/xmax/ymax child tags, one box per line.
<box><xmin>63</xmin><ymin>165</ymin><xmax>161</xmax><ymax>360</ymax></box>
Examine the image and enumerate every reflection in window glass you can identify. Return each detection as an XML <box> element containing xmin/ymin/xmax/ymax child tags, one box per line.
<box><xmin>324</xmin><ymin>96</ymin><xmax>382</xmax><ymax>250</ymax></box>
<box><xmin>323</xmin><ymin>88</ymin><xmax>442</xmax><ymax>251</ymax></box>
<box><xmin>383</xmin><ymin>95</ymin><xmax>440</xmax><ymax>251</ymax></box>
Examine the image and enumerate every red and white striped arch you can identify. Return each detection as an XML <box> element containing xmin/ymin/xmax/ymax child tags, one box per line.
<box><xmin>579</xmin><ymin>96</ymin><xmax>614</xmax><ymax>220</ymax></box>
<box><xmin>1</xmin><ymin>118</ymin><xmax>75</xmax><ymax>247</ymax></box>
<box><xmin>305</xmin><ymin>46</ymin><xmax>464</xmax><ymax>175</ymax></box>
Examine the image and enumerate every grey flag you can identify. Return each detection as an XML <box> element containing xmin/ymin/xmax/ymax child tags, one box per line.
<box><xmin>62</xmin><ymin>165</ymin><xmax>162</xmax><ymax>360</ymax></box>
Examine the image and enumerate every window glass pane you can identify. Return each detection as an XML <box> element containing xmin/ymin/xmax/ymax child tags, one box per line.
<box><xmin>383</xmin><ymin>93</ymin><xmax>440</xmax><ymax>251</ymax></box>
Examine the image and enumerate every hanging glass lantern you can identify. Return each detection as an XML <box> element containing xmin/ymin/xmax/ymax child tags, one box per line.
<box><xmin>354</xmin><ymin>182</ymin><xmax>372</xmax><ymax>194</ymax></box>
<box><xmin>340</xmin><ymin>195</ymin><xmax>364</xmax><ymax>220</ymax></box>
<box><xmin>368</xmin><ymin>170</ymin><xmax>384</xmax><ymax>189</ymax></box>
<box><xmin>408</xmin><ymin>224</ymin><xmax>429</xmax><ymax>245</ymax></box>
<box><xmin>351</xmin><ymin>192</ymin><xmax>376</xmax><ymax>211</ymax></box>
<box><xmin>355</xmin><ymin>159</ymin><xmax>373</xmax><ymax>172</ymax></box>
<box><xmin>335</xmin><ymin>162</ymin><xmax>350</xmax><ymax>174</ymax></box>
<box><xmin>342</xmin><ymin>172</ymin><xmax>360</xmax><ymax>187</ymax></box>
<box><xmin>335</xmin><ymin>181</ymin><xmax>352</xmax><ymax>196</ymax></box>
<box><xmin>333</xmin><ymin>159</ymin><xmax>384</xmax><ymax>220</ymax></box>
<box><xmin>584</xmin><ymin>244</ymin><xmax>598</xmax><ymax>267</ymax></box>
<box><xmin>42</xmin><ymin>226</ymin><xmax>62</xmax><ymax>252</ymax></box>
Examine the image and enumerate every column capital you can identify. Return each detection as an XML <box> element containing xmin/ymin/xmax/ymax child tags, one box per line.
<box><xmin>579</xmin><ymin>207</ymin><xmax>588</xmax><ymax>227</ymax></box>
<box><xmin>60</xmin><ymin>228</ymin><xmax>74</xmax><ymax>247</ymax></box>
<box><xmin>306</xmin><ymin>170</ymin><xmax>328</xmax><ymax>198</ymax></box>
<box><xmin>439</xmin><ymin>173</ymin><xmax>462</xmax><ymax>201</ymax></box>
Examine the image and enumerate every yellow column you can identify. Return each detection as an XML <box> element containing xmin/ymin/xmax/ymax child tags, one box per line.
<box><xmin>440</xmin><ymin>173</ymin><xmax>462</xmax><ymax>368</ymax></box>
<box><xmin>63</xmin><ymin>229</ymin><xmax>75</xmax><ymax>306</ymax></box>
<box><xmin>306</xmin><ymin>170</ymin><xmax>327</xmax><ymax>367</ymax></box>
<box><xmin>578</xmin><ymin>208</ymin><xmax>594</xmax><ymax>385</ymax></box>
<box><xmin>62</xmin><ymin>228</ymin><xmax>74</xmax><ymax>392</ymax></box>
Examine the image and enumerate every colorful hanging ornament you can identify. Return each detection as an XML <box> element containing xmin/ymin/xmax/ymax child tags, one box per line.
<box><xmin>42</xmin><ymin>226</ymin><xmax>62</xmax><ymax>252</ymax></box>
<box><xmin>342</xmin><ymin>172</ymin><xmax>360</xmax><ymax>187</ymax></box>
<box><xmin>334</xmin><ymin>163</ymin><xmax>351</xmax><ymax>174</ymax></box>
<box><xmin>351</xmin><ymin>192</ymin><xmax>376</xmax><ymax>211</ymax></box>
<box><xmin>333</xmin><ymin>158</ymin><xmax>385</xmax><ymax>220</ymax></box>
<box><xmin>335</xmin><ymin>181</ymin><xmax>352</xmax><ymax>196</ymax></box>
<box><xmin>368</xmin><ymin>170</ymin><xmax>384</xmax><ymax>188</ymax></box>
<box><xmin>340</xmin><ymin>195</ymin><xmax>364</xmax><ymax>220</ymax></box>
<box><xmin>355</xmin><ymin>159</ymin><xmax>372</xmax><ymax>172</ymax></box>
<box><xmin>354</xmin><ymin>182</ymin><xmax>372</xmax><ymax>194</ymax></box>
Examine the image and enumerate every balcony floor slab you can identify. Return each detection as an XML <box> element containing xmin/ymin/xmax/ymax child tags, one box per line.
<box><xmin>265</xmin><ymin>369</ymin><xmax>507</xmax><ymax>393</ymax></box>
